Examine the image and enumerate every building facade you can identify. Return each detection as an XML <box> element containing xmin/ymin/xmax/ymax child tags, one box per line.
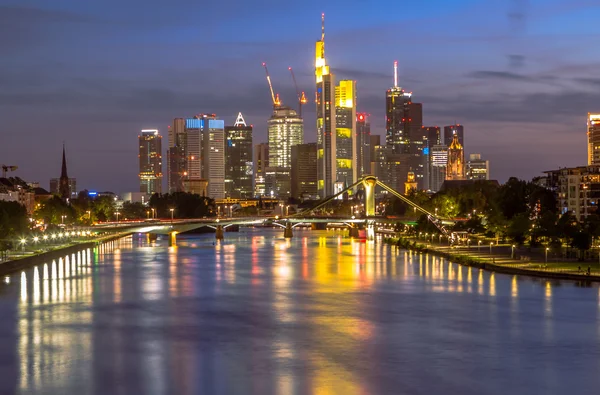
<box><xmin>138</xmin><ymin>129</ymin><xmax>162</xmax><ymax>195</ymax></box>
<box><xmin>466</xmin><ymin>153</ymin><xmax>489</xmax><ymax>180</ymax></box>
<box><xmin>203</xmin><ymin>116</ymin><xmax>225</xmax><ymax>199</ymax></box>
<box><xmin>588</xmin><ymin>113</ymin><xmax>600</xmax><ymax>165</ymax></box>
<box><xmin>316</xmin><ymin>14</ymin><xmax>336</xmax><ymax>198</ymax></box>
<box><xmin>225</xmin><ymin>113</ymin><xmax>253</xmax><ymax>199</ymax></box>
<box><xmin>254</xmin><ymin>143</ymin><xmax>269</xmax><ymax>197</ymax></box>
<box><xmin>446</xmin><ymin>135</ymin><xmax>465</xmax><ymax>181</ymax></box>
<box><xmin>356</xmin><ymin>113</ymin><xmax>371</xmax><ymax>178</ymax></box>
<box><xmin>167</xmin><ymin>118</ymin><xmax>186</xmax><ymax>193</ymax></box>
<box><xmin>267</xmin><ymin>106</ymin><xmax>303</xmax><ymax>198</ymax></box>
<box><xmin>429</xmin><ymin>144</ymin><xmax>448</xmax><ymax>192</ymax></box>
<box><xmin>291</xmin><ymin>143</ymin><xmax>318</xmax><ymax>200</ymax></box>
<box><xmin>335</xmin><ymin>80</ymin><xmax>356</xmax><ymax>186</ymax></box>
<box><xmin>545</xmin><ymin>165</ymin><xmax>600</xmax><ymax>220</ymax></box>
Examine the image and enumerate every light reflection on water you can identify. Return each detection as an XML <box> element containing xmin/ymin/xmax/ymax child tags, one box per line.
<box><xmin>0</xmin><ymin>231</ymin><xmax>599</xmax><ymax>394</ymax></box>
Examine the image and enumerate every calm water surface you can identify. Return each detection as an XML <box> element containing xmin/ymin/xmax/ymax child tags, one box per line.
<box><xmin>1</xmin><ymin>229</ymin><xmax>600</xmax><ymax>395</ymax></box>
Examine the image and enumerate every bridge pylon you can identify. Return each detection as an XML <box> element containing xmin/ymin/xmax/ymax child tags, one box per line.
<box><xmin>362</xmin><ymin>176</ymin><xmax>377</xmax><ymax>217</ymax></box>
<box><xmin>215</xmin><ymin>225</ymin><xmax>224</xmax><ymax>240</ymax></box>
<box><xmin>284</xmin><ymin>222</ymin><xmax>293</xmax><ymax>238</ymax></box>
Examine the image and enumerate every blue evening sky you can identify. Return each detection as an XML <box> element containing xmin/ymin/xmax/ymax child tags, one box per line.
<box><xmin>1</xmin><ymin>0</ymin><xmax>599</xmax><ymax>192</ymax></box>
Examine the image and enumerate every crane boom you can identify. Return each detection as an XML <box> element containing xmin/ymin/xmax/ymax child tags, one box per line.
<box><xmin>262</xmin><ymin>62</ymin><xmax>280</xmax><ymax>107</ymax></box>
<box><xmin>1</xmin><ymin>165</ymin><xmax>18</xmax><ymax>178</ymax></box>
<box><xmin>288</xmin><ymin>67</ymin><xmax>307</xmax><ymax>117</ymax></box>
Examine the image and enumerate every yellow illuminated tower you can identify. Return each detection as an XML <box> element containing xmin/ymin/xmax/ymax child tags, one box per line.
<box><xmin>316</xmin><ymin>13</ymin><xmax>336</xmax><ymax>198</ymax></box>
<box><xmin>446</xmin><ymin>134</ymin><xmax>465</xmax><ymax>180</ymax></box>
<box><xmin>335</xmin><ymin>80</ymin><xmax>357</xmax><ymax>190</ymax></box>
<box><xmin>588</xmin><ymin>113</ymin><xmax>600</xmax><ymax>165</ymax></box>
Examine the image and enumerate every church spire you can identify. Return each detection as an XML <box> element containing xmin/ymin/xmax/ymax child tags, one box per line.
<box><xmin>59</xmin><ymin>144</ymin><xmax>70</xmax><ymax>200</ymax></box>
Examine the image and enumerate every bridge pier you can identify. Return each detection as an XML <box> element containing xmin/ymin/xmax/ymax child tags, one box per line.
<box><xmin>168</xmin><ymin>232</ymin><xmax>177</xmax><ymax>247</ymax></box>
<box><xmin>284</xmin><ymin>222</ymin><xmax>293</xmax><ymax>238</ymax></box>
<box><xmin>215</xmin><ymin>225</ymin><xmax>224</xmax><ymax>240</ymax></box>
<box><xmin>362</xmin><ymin>176</ymin><xmax>377</xmax><ymax>217</ymax></box>
<box><xmin>367</xmin><ymin>224</ymin><xmax>375</xmax><ymax>240</ymax></box>
<box><xmin>147</xmin><ymin>233</ymin><xmax>158</xmax><ymax>243</ymax></box>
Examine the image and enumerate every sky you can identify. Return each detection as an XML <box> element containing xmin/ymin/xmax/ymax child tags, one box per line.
<box><xmin>1</xmin><ymin>0</ymin><xmax>600</xmax><ymax>193</ymax></box>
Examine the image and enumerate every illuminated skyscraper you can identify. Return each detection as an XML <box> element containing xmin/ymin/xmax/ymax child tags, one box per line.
<box><xmin>356</xmin><ymin>113</ymin><xmax>371</xmax><ymax>178</ymax></box>
<box><xmin>225</xmin><ymin>113</ymin><xmax>253</xmax><ymax>199</ymax></box>
<box><xmin>430</xmin><ymin>144</ymin><xmax>448</xmax><ymax>192</ymax></box>
<box><xmin>202</xmin><ymin>115</ymin><xmax>225</xmax><ymax>199</ymax></box>
<box><xmin>138</xmin><ymin>129</ymin><xmax>163</xmax><ymax>195</ymax></box>
<box><xmin>385</xmin><ymin>61</ymin><xmax>423</xmax><ymax>189</ymax></box>
<box><xmin>267</xmin><ymin>106</ymin><xmax>303</xmax><ymax>198</ymax></box>
<box><xmin>446</xmin><ymin>135</ymin><xmax>465</xmax><ymax>181</ymax></box>
<box><xmin>316</xmin><ymin>14</ymin><xmax>336</xmax><ymax>198</ymax></box>
<box><xmin>444</xmin><ymin>124</ymin><xmax>464</xmax><ymax>147</ymax></box>
<box><xmin>167</xmin><ymin>119</ymin><xmax>186</xmax><ymax>193</ymax></box>
<box><xmin>588</xmin><ymin>113</ymin><xmax>600</xmax><ymax>165</ymax></box>
<box><xmin>335</xmin><ymin>80</ymin><xmax>356</xmax><ymax>187</ymax></box>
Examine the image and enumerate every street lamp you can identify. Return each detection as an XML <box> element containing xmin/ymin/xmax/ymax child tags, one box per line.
<box><xmin>151</xmin><ymin>208</ymin><xmax>155</xmax><ymax>219</ymax></box>
<box><xmin>146</xmin><ymin>210</ymin><xmax>150</xmax><ymax>219</ymax></box>
<box><xmin>115</xmin><ymin>212</ymin><xmax>120</xmax><ymax>223</ymax></box>
<box><xmin>478</xmin><ymin>240</ymin><xmax>482</xmax><ymax>252</ymax></box>
<box><xmin>511</xmin><ymin>244</ymin><xmax>515</xmax><ymax>259</ymax></box>
<box><xmin>435</xmin><ymin>207</ymin><xmax>438</xmax><ymax>216</ymax></box>
<box><xmin>490</xmin><ymin>242</ymin><xmax>493</xmax><ymax>255</ymax></box>
<box><xmin>20</xmin><ymin>238</ymin><xmax>26</xmax><ymax>251</ymax></box>
<box><xmin>545</xmin><ymin>247</ymin><xmax>549</xmax><ymax>263</ymax></box>
<box><xmin>170</xmin><ymin>208</ymin><xmax>174</xmax><ymax>223</ymax></box>
<box><xmin>61</xmin><ymin>215</ymin><xmax>66</xmax><ymax>225</ymax></box>
<box><xmin>286</xmin><ymin>205</ymin><xmax>290</xmax><ymax>216</ymax></box>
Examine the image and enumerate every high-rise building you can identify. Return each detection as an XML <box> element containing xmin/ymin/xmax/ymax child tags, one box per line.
<box><xmin>369</xmin><ymin>134</ymin><xmax>381</xmax><ymax>175</ymax></box>
<box><xmin>356</xmin><ymin>113</ymin><xmax>371</xmax><ymax>178</ymax></box>
<box><xmin>587</xmin><ymin>113</ymin><xmax>600</xmax><ymax>165</ymax></box>
<box><xmin>316</xmin><ymin>14</ymin><xmax>336</xmax><ymax>198</ymax></box>
<box><xmin>254</xmin><ymin>143</ymin><xmax>269</xmax><ymax>197</ymax></box>
<box><xmin>385</xmin><ymin>61</ymin><xmax>423</xmax><ymax>189</ymax></box>
<box><xmin>429</xmin><ymin>144</ymin><xmax>448</xmax><ymax>192</ymax></box>
<box><xmin>444</xmin><ymin>124</ymin><xmax>464</xmax><ymax>147</ymax></box>
<box><xmin>267</xmin><ymin>106</ymin><xmax>303</xmax><ymax>198</ymax></box>
<box><xmin>138</xmin><ymin>129</ymin><xmax>162</xmax><ymax>195</ymax></box>
<box><xmin>225</xmin><ymin>113</ymin><xmax>253</xmax><ymax>199</ymax></box>
<box><xmin>203</xmin><ymin>115</ymin><xmax>225</xmax><ymax>199</ymax></box>
<box><xmin>167</xmin><ymin>115</ymin><xmax>225</xmax><ymax>198</ymax></box>
<box><xmin>335</xmin><ymin>80</ymin><xmax>356</xmax><ymax>186</ymax></box>
<box><xmin>167</xmin><ymin>118</ymin><xmax>186</xmax><ymax>193</ymax></box>
<box><xmin>424</xmin><ymin>126</ymin><xmax>441</xmax><ymax>148</ymax></box>
<box><xmin>291</xmin><ymin>143</ymin><xmax>318</xmax><ymax>200</ymax></box>
<box><xmin>49</xmin><ymin>177</ymin><xmax>76</xmax><ymax>198</ymax></box>
<box><xmin>373</xmin><ymin>145</ymin><xmax>410</xmax><ymax>194</ymax></box>
<box><xmin>446</xmin><ymin>135</ymin><xmax>465</xmax><ymax>180</ymax></box>
<box><xmin>466</xmin><ymin>153</ymin><xmax>490</xmax><ymax>180</ymax></box>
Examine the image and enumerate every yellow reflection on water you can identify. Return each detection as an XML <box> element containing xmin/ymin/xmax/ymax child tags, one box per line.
<box><xmin>545</xmin><ymin>281</ymin><xmax>553</xmax><ymax>317</ymax></box>
<box><xmin>478</xmin><ymin>269</ymin><xmax>484</xmax><ymax>295</ymax></box>
<box><xmin>489</xmin><ymin>273</ymin><xmax>496</xmax><ymax>297</ymax></box>
<box><xmin>511</xmin><ymin>276</ymin><xmax>519</xmax><ymax>299</ymax></box>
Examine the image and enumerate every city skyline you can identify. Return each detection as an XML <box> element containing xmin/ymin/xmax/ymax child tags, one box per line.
<box><xmin>1</xmin><ymin>0</ymin><xmax>598</xmax><ymax>192</ymax></box>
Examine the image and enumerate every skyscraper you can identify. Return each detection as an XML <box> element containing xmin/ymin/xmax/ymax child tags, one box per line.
<box><xmin>444</xmin><ymin>124</ymin><xmax>464</xmax><ymax>147</ymax></box>
<box><xmin>267</xmin><ymin>106</ymin><xmax>303</xmax><ymax>198</ymax></box>
<box><xmin>225</xmin><ymin>113</ymin><xmax>253</xmax><ymax>199</ymax></box>
<box><xmin>446</xmin><ymin>135</ymin><xmax>465</xmax><ymax>181</ymax></box>
<box><xmin>424</xmin><ymin>126</ymin><xmax>441</xmax><ymax>148</ymax></box>
<box><xmin>167</xmin><ymin>118</ymin><xmax>186</xmax><ymax>193</ymax></box>
<box><xmin>335</xmin><ymin>80</ymin><xmax>357</xmax><ymax>187</ymax></box>
<box><xmin>315</xmin><ymin>14</ymin><xmax>336</xmax><ymax>198</ymax></box>
<box><xmin>588</xmin><ymin>113</ymin><xmax>600</xmax><ymax>165</ymax></box>
<box><xmin>202</xmin><ymin>115</ymin><xmax>225</xmax><ymax>199</ymax></box>
<box><xmin>356</xmin><ymin>113</ymin><xmax>371</xmax><ymax>178</ymax></box>
<box><xmin>138</xmin><ymin>129</ymin><xmax>162</xmax><ymax>195</ymax></box>
<box><xmin>254</xmin><ymin>143</ymin><xmax>269</xmax><ymax>197</ymax></box>
<box><xmin>466</xmin><ymin>154</ymin><xmax>490</xmax><ymax>180</ymax></box>
<box><xmin>291</xmin><ymin>143</ymin><xmax>318</xmax><ymax>200</ymax></box>
<box><xmin>369</xmin><ymin>134</ymin><xmax>380</xmax><ymax>175</ymax></box>
<box><xmin>385</xmin><ymin>61</ymin><xmax>423</xmax><ymax>189</ymax></box>
<box><xmin>429</xmin><ymin>144</ymin><xmax>448</xmax><ymax>192</ymax></box>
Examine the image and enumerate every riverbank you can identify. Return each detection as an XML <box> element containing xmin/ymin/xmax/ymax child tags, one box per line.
<box><xmin>0</xmin><ymin>233</ymin><xmax>131</xmax><ymax>276</ymax></box>
<box><xmin>384</xmin><ymin>236</ymin><xmax>600</xmax><ymax>283</ymax></box>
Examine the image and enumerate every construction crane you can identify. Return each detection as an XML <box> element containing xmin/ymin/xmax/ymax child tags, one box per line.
<box><xmin>1</xmin><ymin>165</ymin><xmax>17</xmax><ymax>178</ymax></box>
<box><xmin>288</xmin><ymin>67</ymin><xmax>307</xmax><ymax>118</ymax></box>
<box><xmin>262</xmin><ymin>62</ymin><xmax>281</xmax><ymax>108</ymax></box>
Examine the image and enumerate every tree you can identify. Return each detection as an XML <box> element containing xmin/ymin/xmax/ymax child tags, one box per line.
<box><xmin>34</xmin><ymin>196</ymin><xmax>74</xmax><ymax>225</ymax></box>
<box><xmin>92</xmin><ymin>196</ymin><xmax>117</xmax><ymax>222</ymax></box>
<box><xmin>506</xmin><ymin>212</ymin><xmax>531</xmax><ymax>246</ymax></box>
<box><xmin>120</xmin><ymin>201</ymin><xmax>147</xmax><ymax>220</ymax></box>
<box><xmin>497</xmin><ymin>177</ymin><xmax>531</xmax><ymax>219</ymax></box>
<box><xmin>572</xmin><ymin>231</ymin><xmax>592</xmax><ymax>260</ymax></box>
<box><xmin>149</xmin><ymin>192</ymin><xmax>214</xmax><ymax>219</ymax></box>
<box><xmin>0</xmin><ymin>201</ymin><xmax>28</xmax><ymax>242</ymax></box>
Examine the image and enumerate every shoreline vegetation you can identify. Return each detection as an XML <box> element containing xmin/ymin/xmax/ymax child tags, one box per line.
<box><xmin>384</xmin><ymin>236</ymin><xmax>600</xmax><ymax>283</ymax></box>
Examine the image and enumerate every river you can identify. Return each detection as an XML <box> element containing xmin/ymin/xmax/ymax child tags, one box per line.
<box><xmin>1</xmin><ymin>228</ymin><xmax>599</xmax><ymax>395</ymax></box>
